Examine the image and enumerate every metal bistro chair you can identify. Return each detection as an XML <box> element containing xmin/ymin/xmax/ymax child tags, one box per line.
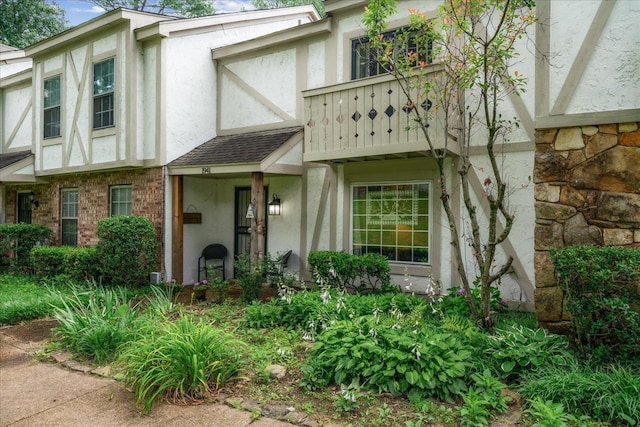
<box><xmin>277</xmin><ymin>250</ymin><xmax>292</xmax><ymax>274</ymax></box>
<box><xmin>198</xmin><ymin>244</ymin><xmax>228</xmax><ymax>281</ymax></box>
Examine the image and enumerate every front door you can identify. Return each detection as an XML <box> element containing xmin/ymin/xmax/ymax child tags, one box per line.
<box><xmin>234</xmin><ymin>187</ymin><xmax>268</xmax><ymax>260</ymax></box>
<box><xmin>17</xmin><ymin>193</ymin><xmax>32</xmax><ymax>224</ymax></box>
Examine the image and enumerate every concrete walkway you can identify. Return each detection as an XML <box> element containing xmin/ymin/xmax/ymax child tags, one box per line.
<box><xmin>0</xmin><ymin>319</ymin><xmax>298</xmax><ymax>427</ymax></box>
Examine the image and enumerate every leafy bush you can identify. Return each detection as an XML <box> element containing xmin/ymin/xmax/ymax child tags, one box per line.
<box><xmin>477</xmin><ymin>325</ymin><xmax>574</xmax><ymax>382</ymax></box>
<box><xmin>96</xmin><ymin>216</ymin><xmax>158</xmax><ymax>287</ymax></box>
<box><xmin>243</xmin><ymin>288</ymin><xmax>423</xmax><ymax>333</ymax></box>
<box><xmin>519</xmin><ymin>363</ymin><xmax>640</xmax><ymax>425</ymax></box>
<box><xmin>301</xmin><ymin>315</ymin><xmax>471</xmax><ymax>402</ymax></box>
<box><xmin>307</xmin><ymin>250</ymin><xmax>391</xmax><ymax>292</ymax></box>
<box><xmin>52</xmin><ymin>284</ymin><xmax>138</xmax><ymax>364</ymax></box>
<box><xmin>30</xmin><ymin>246</ymin><xmax>99</xmax><ymax>281</ymax></box>
<box><xmin>438</xmin><ymin>284</ymin><xmax>506</xmax><ymax>319</ymax></box>
<box><xmin>119</xmin><ymin>317</ymin><xmax>246</xmax><ymax>414</ymax></box>
<box><xmin>0</xmin><ymin>223</ymin><xmax>53</xmax><ymax>271</ymax></box>
<box><xmin>551</xmin><ymin>245</ymin><xmax>640</xmax><ymax>362</ymax></box>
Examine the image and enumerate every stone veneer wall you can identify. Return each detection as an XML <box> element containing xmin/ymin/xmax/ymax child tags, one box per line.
<box><xmin>5</xmin><ymin>167</ymin><xmax>165</xmax><ymax>261</ymax></box>
<box><xmin>533</xmin><ymin>121</ymin><xmax>640</xmax><ymax>334</ymax></box>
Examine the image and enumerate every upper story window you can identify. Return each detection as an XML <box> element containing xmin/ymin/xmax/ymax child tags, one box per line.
<box><xmin>44</xmin><ymin>75</ymin><xmax>61</xmax><ymax>138</ymax></box>
<box><xmin>352</xmin><ymin>182</ymin><xmax>430</xmax><ymax>264</ymax></box>
<box><xmin>93</xmin><ymin>57</ymin><xmax>115</xmax><ymax>129</ymax></box>
<box><xmin>110</xmin><ymin>185</ymin><xmax>132</xmax><ymax>216</ymax></box>
<box><xmin>351</xmin><ymin>28</ymin><xmax>432</xmax><ymax>80</ymax></box>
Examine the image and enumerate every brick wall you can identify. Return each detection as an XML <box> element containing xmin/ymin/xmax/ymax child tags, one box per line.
<box><xmin>5</xmin><ymin>167</ymin><xmax>165</xmax><ymax>267</ymax></box>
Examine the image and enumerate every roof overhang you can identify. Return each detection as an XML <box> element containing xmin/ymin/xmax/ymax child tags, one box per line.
<box><xmin>0</xmin><ymin>151</ymin><xmax>36</xmax><ymax>183</ymax></box>
<box><xmin>168</xmin><ymin>126</ymin><xmax>304</xmax><ymax>177</ymax></box>
<box><xmin>137</xmin><ymin>5</ymin><xmax>321</xmax><ymax>42</ymax></box>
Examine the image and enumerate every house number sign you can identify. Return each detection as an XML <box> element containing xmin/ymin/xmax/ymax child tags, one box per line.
<box><xmin>202</xmin><ymin>167</ymin><xmax>211</xmax><ymax>174</ymax></box>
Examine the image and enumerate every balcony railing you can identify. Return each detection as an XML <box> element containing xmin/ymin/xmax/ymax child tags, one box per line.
<box><xmin>302</xmin><ymin>68</ymin><xmax>447</xmax><ymax>163</ymax></box>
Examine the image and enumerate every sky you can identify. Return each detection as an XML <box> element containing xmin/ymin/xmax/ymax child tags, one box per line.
<box><xmin>56</xmin><ymin>0</ymin><xmax>256</xmax><ymax>27</ymax></box>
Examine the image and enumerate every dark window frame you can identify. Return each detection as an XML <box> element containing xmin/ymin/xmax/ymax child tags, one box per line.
<box><xmin>351</xmin><ymin>27</ymin><xmax>432</xmax><ymax>80</ymax></box>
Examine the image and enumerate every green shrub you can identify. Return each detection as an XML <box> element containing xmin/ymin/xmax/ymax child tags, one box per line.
<box><xmin>0</xmin><ymin>223</ymin><xmax>53</xmax><ymax>271</ymax></box>
<box><xmin>438</xmin><ymin>284</ymin><xmax>506</xmax><ymax>319</ymax></box>
<box><xmin>477</xmin><ymin>325</ymin><xmax>574</xmax><ymax>382</ymax></box>
<box><xmin>551</xmin><ymin>245</ymin><xmax>640</xmax><ymax>362</ymax></box>
<box><xmin>119</xmin><ymin>317</ymin><xmax>246</xmax><ymax>414</ymax></box>
<box><xmin>96</xmin><ymin>216</ymin><xmax>158</xmax><ymax>287</ymax></box>
<box><xmin>307</xmin><ymin>250</ymin><xmax>391</xmax><ymax>292</ymax></box>
<box><xmin>52</xmin><ymin>285</ymin><xmax>138</xmax><ymax>364</ymax></box>
<box><xmin>519</xmin><ymin>363</ymin><xmax>640</xmax><ymax>425</ymax></box>
<box><xmin>301</xmin><ymin>315</ymin><xmax>471</xmax><ymax>402</ymax></box>
<box><xmin>243</xmin><ymin>288</ymin><xmax>423</xmax><ymax>333</ymax></box>
<box><xmin>30</xmin><ymin>246</ymin><xmax>99</xmax><ymax>281</ymax></box>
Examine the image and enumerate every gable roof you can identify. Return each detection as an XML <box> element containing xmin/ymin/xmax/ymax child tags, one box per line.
<box><xmin>0</xmin><ymin>151</ymin><xmax>32</xmax><ymax>169</ymax></box>
<box><xmin>170</xmin><ymin>126</ymin><xmax>303</xmax><ymax>167</ymax></box>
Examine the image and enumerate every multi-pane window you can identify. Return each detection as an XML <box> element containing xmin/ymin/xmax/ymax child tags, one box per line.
<box><xmin>351</xmin><ymin>28</ymin><xmax>431</xmax><ymax>80</ymax></box>
<box><xmin>93</xmin><ymin>58</ymin><xmax>115</xmax><ymax>129</ymax></box>
<box><xmin>44</xmin><ymin>75</ymin><xmax>61</xmax><ymax>138</ymax></box>
<box><xmin>352</xmin><ymin>182</ymin><xmax>430</xmax><ymax>263</ymax></box>
<box><xmin>61</xmin><ymin>189</ymin><xmax>78</xmax><ymax>246</ymax></box>
<box><xmin>110</xmin><ymin>185</ymin><xmax>132</xmax><ymax>216</ymax></box>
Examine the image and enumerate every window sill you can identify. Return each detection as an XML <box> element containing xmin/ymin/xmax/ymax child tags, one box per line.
<box><xmin>92</xmin><ymin>126</ymin><xmax>116</xmax><ymax>138</ymax></box>
<box><xmin>42</xmin><ymin>136</ymin><xmax>62</xmax><ymax>146</ymax></box>
<box><xmin>389</xmin><ymin>263</ymin><xmax>431</xmax><ymax>277</ymax></box>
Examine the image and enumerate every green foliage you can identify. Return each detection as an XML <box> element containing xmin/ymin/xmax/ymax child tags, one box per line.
<box><xmin>243</xmin><ymin>288</ymin><xmax>423</xmax><ymax>333</ymax></box>
<box><xmin>96</xmin><ymin>216</ymin><xmax>158</xmax><ymax>287</ymax></box>
<box><xmin>86</xmin><ymin>0</ymin><xmax>214</xmax><ymax>17</ymax></box>
<box><xmin>551</xmin><ymin>245</ymin><xmax>640</xmax><ymax>362</ymax></box>
<box><xmin>438</xmin><ymin>285</ymin><xmax>506</xmax><ymax>319</ymax></box>
<box><xmin>301</xmin><ymin>315</ymin><xmax>471</xmax><ymax>402</ymax></box>
<box><xmin>0</xmin><ymin>0</ymin><xmax>66</xmax><ymax>49</ymax></box>
<box><xmin>478</xmin><ymin>325</ymin><xmax>574</xmax><ymax>382</ymax></box>
<box><xmin>307</xmin><ymin>250</ymin><xmax>392</xmax><ymax>293</ymax></box>
<box><xmin>251</xmin><ymin>0</ymin><xmax>325</xmax><ymax>17</ymax></box>
<box><xmin>459</xmin><ymin>369</ymin><xmax>510</xmax><ymax>426</ymax></box>
<box><xmin>52</xmin><ymin>284</ymin><xmax>138</xmax><ymax>364</ymax></box>
<box><xmin>205</xmin><ymin>275</ymin><xmax>231</xmax><ymax>303</ymax></box>
<box><xmin>234</xmin><ymin>253</ymin><xmax>267</xmax><ymax>302</ymax></box>
<box><xmin>523</xmin><ymin>398</ymin><xmax>590</xmax><ymax>427</ymax></box>
<box><xmin>30</xmin><ymin>246</ymin><xmax>99</xmax><ymax>281</ymax></box>
<box><xmin>119</xmin><ymin>317</ymin><xmax>246</xmax><ymax>414</ymax></box>
<box><xmin>0</xmin><ymin>274</ymin><xmax>68</xmax><ymax>324</ymax></box>
<box><xmin>0</xmin><ymin>223</ymin><xmax>53</xmax><ymax>271</ymax></box>
<box><xmin>519</xmin><ymin>363</ymin><xmax>640</xmax><ymax>425</ymax></box>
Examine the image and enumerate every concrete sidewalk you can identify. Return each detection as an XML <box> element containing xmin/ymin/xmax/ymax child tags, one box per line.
<box><xmin>0</xmin><ymin>320</ymin><xmax>299</xmax><ymax>427</ymax></box>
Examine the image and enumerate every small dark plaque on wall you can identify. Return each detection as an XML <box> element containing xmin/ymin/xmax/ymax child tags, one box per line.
<box><xmin>183</xmin><ymin>212</ymin><xmax>202</xmax><ymax>224</ymax></box>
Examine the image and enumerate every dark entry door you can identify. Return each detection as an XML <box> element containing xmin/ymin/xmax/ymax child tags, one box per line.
<box><xmin>234</xmin><ymin>187</ymin><xmax>268</xmax><ymax>259</ymax></box>
<box><xmin>17</xmin><ymin>193</ymin><xmax>32</xmax><ymax>224</ymax></box>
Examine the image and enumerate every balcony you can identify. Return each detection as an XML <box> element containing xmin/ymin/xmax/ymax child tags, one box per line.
<box><xmin>302</xmin><ymin>68</ymin><xmax>449</xmax><ymax>163</ymax></box>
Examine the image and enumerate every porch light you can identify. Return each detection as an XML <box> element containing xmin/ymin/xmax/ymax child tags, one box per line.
<box><xmin>268</xmin><ymin>194</ymin><xmax>281</xmax><ymax>216</ymax></box>
<box><xmin>29</xmin><ymin>191</ymin><xmax>39</xmax><ymax>208</ymax></box>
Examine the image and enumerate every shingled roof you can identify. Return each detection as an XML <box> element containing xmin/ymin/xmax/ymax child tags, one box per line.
<box><xmin>0</xmin><ymin>151</ymin><xmax>32</xmax><ymax>170</ymax></box>
<box><xmin>170</xmin><ymin>126</ymin><xmax>303</xmax><ymax>167</ymax></box>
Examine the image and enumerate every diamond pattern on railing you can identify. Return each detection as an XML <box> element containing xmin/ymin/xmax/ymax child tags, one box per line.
<box><xmin>402</xmin><ymin>101</ymin><xmax>414</xmax><ymax>114</ymax></box>
<box><xmin>336</xmin><ymin>114</ymin><xmax>345</xmax><ymax>124</ymax></box>
<box><xmin>368</xmin><ymin>109</ymin><xmax>378</xmax><ymax>120</ymax></box>
<box><xmin>385</xmin><ymin>105</ymin><xmax>395</xmax><ymax>117</ymax></box>
<box><xmin>307</xmin><ymin>118</ymin><xmax>316</xmax><ymax>128</ymax></box>
<box><xmin>422</xmin><ymin>99</ymin><xmax>433</xmax><ymax>111</ymax></box>
<box><xmin>352</xmin><ymin>111</ymin><xmax>362</xmax><ymax>122</ymax></box>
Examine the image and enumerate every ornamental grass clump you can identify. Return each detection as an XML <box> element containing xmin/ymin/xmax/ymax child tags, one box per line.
<box><xmin>119</xmin><ymin>317</ymin><xmax>246</xmax><ymax>414</ymax></box>
<box><xmin>52</xmin><ymin>284</ymin><xmax>138</xmax><ymax>364</ymax></box>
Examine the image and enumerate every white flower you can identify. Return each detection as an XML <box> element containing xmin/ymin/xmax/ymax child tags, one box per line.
<box><xmin>369</xmin><ymin>327</ymin><xmax>377</xmax><ymax>337</ymax></box>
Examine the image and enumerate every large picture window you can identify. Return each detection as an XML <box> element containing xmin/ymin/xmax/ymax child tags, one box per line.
<box><xmin>110</xmin><ymin>185</ymin><xmax>132</xmax><ymax>216</ymax></box>
<box><xmin>93</xmin><ymin>58</ymin><xmax>115</xmax><ymax>129</ymax></box>
<box><xmin>61</xmin><ymin>189</ymin><xmax>78</xmax><ymax>246</ymax></box>
<box><xmin>44</xmin><ymin>75</ymin><xmax>61</xmax><ymax>138</ymax></box>
<box><xmin>352</xmin><ymin>182</ymin><xmax>430</xmax><ymax>263</ymax></box>
<box><xmin>351</xmin><ymin>28</ymin><xmax>432</xmax><ymax>80</ymax></box>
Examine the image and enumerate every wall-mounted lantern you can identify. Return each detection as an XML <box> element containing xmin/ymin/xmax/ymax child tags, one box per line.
<box><xmin>29</xmin><ymin>191</ymin><xmax>39</xmax><ymax>208</ymax></box>
<box><xmin>268</xmin><ymin>194</ymin><xmax>281</xmax><ymax>216</ymax></box>
<box><xmin>246</xmin><ymin>203</ymin><xmax>254</xmax><ymax>219</ymax></box>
